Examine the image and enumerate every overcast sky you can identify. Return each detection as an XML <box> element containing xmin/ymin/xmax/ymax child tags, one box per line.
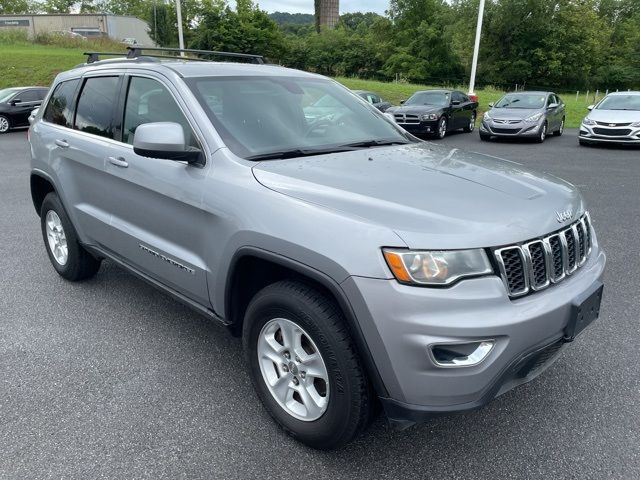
<box><xmin>230</xmin><ymin>1</ymin><xmax>390</xmax><ymax>14</ymax></box>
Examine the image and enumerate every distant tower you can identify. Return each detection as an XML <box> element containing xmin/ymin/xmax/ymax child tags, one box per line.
<box><xmin>315</xmin><ymin>0</ymin><xmax>339</xmax><ymax>31</ymax></box>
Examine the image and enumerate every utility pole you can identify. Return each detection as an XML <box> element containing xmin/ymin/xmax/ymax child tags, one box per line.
<box><xmin>176</xmin><ymin>0</ymin><xmax>185</xmax><ymax>56</ymax></box>
<box><xmin>468</xmin><ymin>0</ymin><xmax>486</xmax><ymax>100</ymax></box>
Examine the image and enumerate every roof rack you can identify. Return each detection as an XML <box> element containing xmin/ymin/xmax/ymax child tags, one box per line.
<box><xmin>83</xmin><ymin>46</ymin><xmax>265</xmax><ymax>65</ymax></box>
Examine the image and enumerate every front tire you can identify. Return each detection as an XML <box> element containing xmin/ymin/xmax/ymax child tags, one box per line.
<box><xmin>243</xmin><ymin>280</ymin><xmax>374</xmax><ymax>449</ymax></box>
<box><xmin>435</xmin><ymin>116</ymin><xmax>448</xmax><ymax>139</ymax></box>
<box><xmin>0</xmin><ymin>115</ymin><xmax>10</xmax><ymax>134</ymax></box>
<box><xmin>480</xmin><ymin>132</ymin><xmax>491</xmax><ymax>141</ymax></box>
<box><xmin>536</xmin><ymin>122</ymin><xmax>547</xmax><ymax>143</ymax></box>
<box><xmin>40</xmin><ymin>193</ymin><xmax>101</xmax><ymax>281</ymax></box>
<box><xmin>579</xmin><ymin>138</ymin><xmax>592</xmax><ymax>147</ymax></box>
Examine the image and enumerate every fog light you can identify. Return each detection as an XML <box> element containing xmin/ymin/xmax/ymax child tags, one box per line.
<box><xmin>430</xmin><ymin>340</ymin><xmax>494</xmax><ymax>367</ymax></box>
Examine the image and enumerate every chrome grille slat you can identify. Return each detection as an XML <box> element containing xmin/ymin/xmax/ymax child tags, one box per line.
<box><xmin>494</xmin><ymin>213</ymin><xmax>593</xmax><ymax>299</ymax></box>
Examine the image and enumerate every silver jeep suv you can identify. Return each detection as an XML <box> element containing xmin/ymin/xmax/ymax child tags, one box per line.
<box><xmin>29</xmin><ymin>48</ymin><xmax>606</xmax><ymax>449</ymax></box>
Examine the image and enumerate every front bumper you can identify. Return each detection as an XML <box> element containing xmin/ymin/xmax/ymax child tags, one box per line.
<box><xmin>579</xmin><ymin>124</ymin><xmax>640</xmax><ymax>144</ymax></box>
<box><xmin>341</xmin><ymin>246</ymin><xmax>606</xmax><ymax>427</ymax></box>
<box><xmin>396</xmin><ymin>120</ymin><xmax>439</xmax><ymax>135</ymax></box>
<box><xmin>480</xmin><ymin>119</ymin><xmax>542</xmax><ymax>137</ymax></box>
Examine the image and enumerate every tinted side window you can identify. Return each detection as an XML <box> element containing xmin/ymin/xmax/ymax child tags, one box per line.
<box><xmin>19</xmin><ymin>90</ymin><xmax>40</xmax><ymax>102</ymax></box>
<box><xmin>74</xmin><ymin>76</ymin><xmax>119</xmax><ymax>139</ymax></box>
<box><xmin>452</xmin><ymin>92</ymin><xmax>464</xmax><ymax>103</ymax></box>
<box><xmin>43</xmin><ymin>79</ymin><xmax>79</xmax><ymax>127</ymax></box>
<box><xmin>123</xmin><ymin>76</ymin><xmax>198</xmax><ymax>148</ymax></box>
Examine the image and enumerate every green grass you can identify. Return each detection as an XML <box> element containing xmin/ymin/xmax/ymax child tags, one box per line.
<box><xmin>0</xmin><ymin>42</ymin><xmax>597</xmax><ymax>127</ymax></box>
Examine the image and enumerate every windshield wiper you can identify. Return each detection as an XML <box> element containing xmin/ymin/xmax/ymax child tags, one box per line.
<box><xmin>246</xmin><ymin>140</ymin><xmax>412</xmax><ymax>161</ymax></box>
<box><xmin>338</xmin><ymin>139</ymin><xmax>411</xmax><ymax>148</ymax></box>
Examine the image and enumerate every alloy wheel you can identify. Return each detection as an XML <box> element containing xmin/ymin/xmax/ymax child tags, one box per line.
<box><xmin>469</xmin><ymin>113</ymin><xmax>476</xmax><ymax>131</ymax></box>
<box><xmin>0</xmin><ymin>116</ymin><xmax>9</xmax><ymax>133</ymax></box>
<box><xmin>438</xmin><ymin>118</ymin><xmax>447</xmax><ymax>138</ymax></box>
<box><xmin>257</xmin><ymin>318</ymin><xmax>329</xmax><ymax>421</ymax></box>
<box><xmin>45</xmin><ymin>210</ymin><xmax>68</xmax><ymax>265</ymax></box>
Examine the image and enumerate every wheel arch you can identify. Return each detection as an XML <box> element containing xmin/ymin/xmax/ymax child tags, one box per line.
<box><xmin>224</xmin><ymin>246</ymin><xmax>388</xmax><ymax>397</ymax></box>
<box><xmin>30</xmin><ymin>171</ymin><xmax>57</xmax><ymax>216</ymax></box>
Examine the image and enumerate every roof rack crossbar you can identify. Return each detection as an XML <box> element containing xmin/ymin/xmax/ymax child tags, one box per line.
<box><xmin>84</xmin><ymin>51</ymin><xmax>129</xmax><ymax>64</ymax></box>
<box><xmin>126</xmin><ymin>46</ymin><xmax>265</xmax><ymax>64</ymax></box>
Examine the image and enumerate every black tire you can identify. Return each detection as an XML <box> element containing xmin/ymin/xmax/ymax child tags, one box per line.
<box><xmin>40</xmin><ymin>192</ymin><xmax>101</xmax><ymax>281</ymax></box>
<box><xmin>554</xmin><ymin>118</ymin><xmax>565</xmax><ymax>136</ymax></box>
<box><xmin>463</xmin><ymin>112</ymin><xmax>476</xmax><ymax>133</ymax></box>
<box><xmin>243</xmin><ymin>280</ymin><xmax>374</xmax><ymax>450</ymax></box>
<box><xmin>480</xmin><ymin>132</ymin><xmax>491</xmax><ymax>141</ymax></box>
<box><xmin>536</xmin><ymin>122</ymin><xmax>548</xmax><ymax>143</ymax></box>
<box><xmin>0</xmin><ymin>115</ymin><xmax>10</xmax><ymax>134</ymax></box>
<box><xmin>435</xmin><ymin>116</ymin><xmax>448</xmax><ymax>139</ymax></box>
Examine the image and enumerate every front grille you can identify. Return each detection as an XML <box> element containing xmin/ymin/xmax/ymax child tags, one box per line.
<box><xmin>596</xmin><ymin>121</ymin><xmax>631</xmax><ymax>127</ymax></box>
<box><xmin>491</xmin><ymin>127</ymin><xmax>521</xmax><ymax>134</ymax></box>
<box><xmin>495</xmin><ymin>213</ymin><xmax>593</xmax><ymax>298</ymax></box>
<box><xmin>493</xmin><ymin>119</ymin><xmax>521</xmax><ymax>124</ymax></box>
<box><xmin>593</xmin><ymin>127</ymin><xmax>632</xmax><ymax>136</ymax></box>
<box><xmin>394</xmin><ymin>114</ymin><xmax>420</xmax><ymax>124</ymax></box>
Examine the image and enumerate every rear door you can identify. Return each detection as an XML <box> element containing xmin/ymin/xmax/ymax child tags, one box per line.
<box><xmin>102</xmin><ymin>72</ymin><xmax>211</xmax><ymax>305</ymax></box>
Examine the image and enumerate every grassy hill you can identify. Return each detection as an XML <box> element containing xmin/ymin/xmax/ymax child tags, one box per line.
<box><xmin>0</xmin><ymin>41</ymin><xmax>594</xmax><ymax>127</ymax></box>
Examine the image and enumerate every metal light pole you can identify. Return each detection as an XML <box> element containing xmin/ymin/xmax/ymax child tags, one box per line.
<box><xmin>468</xmin><ymin>0</ymin><xmax>486</xmax><ymax>98</ymax></box>
<box><xmin>176</xmin><ymin>0</ymin><xmax>185</xmax><ymax>56</ymax></box>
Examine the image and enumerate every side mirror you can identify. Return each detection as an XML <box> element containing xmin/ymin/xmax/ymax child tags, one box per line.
<box><xmin>587</xmin><ymin>104</ymin><xmax>594</xmax><ymax>111</ymax></box>
<box><xmin>400</xmin><ymin>100</ymin><xmax>405</xmax><ymax>105</ymax></box>
<box><xmin>548</xmin><ymin>103</ymin><xmax>559</xmax><ymax>109</ymax></box>
<box><xmin>133</xmin><ymin>122</ymin><xmax>203</xmax><ymax>165</ymax></box>
<box><xmin>488</xmin><ymin>102</ymin><xmax>494</xmax><ymax>108</ymax></box>
<box><xmin>10</xmin><ymin>99</ymin><xmax>21</xmax><ymax>106</ymax></box>
<box><xmin>29</xmin><ymin>108</ymin><xmax>39</xmax><ymax>125</ymax></box>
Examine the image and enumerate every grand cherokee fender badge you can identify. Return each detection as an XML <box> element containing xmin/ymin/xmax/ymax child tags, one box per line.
<box><xmin>139</xmin><ymin>244</ymin><xmax>195</xmax><ymax>274</ymax></box>
<box><xmin>556</xmin><ymin>209</ymin><xmax>573</xmax><ymax>223</ymax></box>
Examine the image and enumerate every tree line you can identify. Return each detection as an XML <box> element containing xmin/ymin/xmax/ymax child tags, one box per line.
<box><xmin>1</xmin><ymin>0</ymin><xmax>638</xmax><ymax>90</ymax></box>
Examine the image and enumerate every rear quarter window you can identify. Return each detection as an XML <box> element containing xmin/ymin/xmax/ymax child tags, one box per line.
<box><xmin>42</xmin><ymin>79</ymin><xmax>80</xmax><ymax>128</ymax></box>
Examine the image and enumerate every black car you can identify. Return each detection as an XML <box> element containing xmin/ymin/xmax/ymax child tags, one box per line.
<box><xmin>0</xmin><ymin>86</ymin><xmax>49</xmax><ymax>133</ymax></box>
<box><xmin>353</xmin><ymin>90</ymin><xmax>392</xmax><ymax>112</ymax></box>
<box><xmin>387</xmin><ymin>89</ymin><xmax>478</xmax><ymax>139</ymax></box>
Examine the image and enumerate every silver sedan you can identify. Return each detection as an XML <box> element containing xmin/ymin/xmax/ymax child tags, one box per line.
<box><xmin>480</xmin><ymin>91</ymin><xmax>566</xmax><ymax>143</ymax></box>
<box><xmin>579</xmin><ymin>92</ymin><xmax>640</xmax><ymax>146</ymax></box>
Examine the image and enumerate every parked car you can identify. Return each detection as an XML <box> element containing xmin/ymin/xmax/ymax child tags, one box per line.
<box><xmin>50</xmin><ymin>30</ymin><xmax>86</xmax><ymax>40</ymax></box>
<box><xmin>0</xmin><ymin>86</ymin><xmax>49</xmax><ymax>133</ymax></box>
<box><xmin>29</xmin><ymin>48</ymin><xmax>605</xmax><ymax>449</ymax></box>
<box><xmin>353</xmin><ymin>90</ymin><xmax>392</xmax><ymax>112</ymax></box>
<box><xmin>579</xmin><ymin>91</ymin><xmax>640</xmax><ymax>146</ymax></box>
<box><xmin>386</xmin><ymin>89</ymin><xmax>478</xmax><ymax>139</ymax></box>
<box><xmin>480</xmin><ymin>91</ymin><xmax>565</xmax><ymax>143</ymax></box>
<box><xmin>121</xmin><ymin>38</ymin><xmax>138</xmax><ymax>45</ymax></box>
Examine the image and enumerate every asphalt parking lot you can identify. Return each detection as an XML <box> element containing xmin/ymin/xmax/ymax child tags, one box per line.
<box><xmin>1</xmin><ymin>128</ymin><xmax>639</xmax><ymax>479</ymax></box>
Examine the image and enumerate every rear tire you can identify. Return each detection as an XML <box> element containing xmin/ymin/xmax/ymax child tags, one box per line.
<box><xmin>554</xmin><ymin>118</ymin><xmax>565</xmax><ymax>136</ymax></box>
<box><xmin>40</xmin><ymin>193</ymin><xmax>101</xmax><ymax>281</ymax></box>
<box><xmin>243</xmin><ymin>280</ymin><xmax>374</xmax><ymax>450</ymax></box>
<box><xmin>0</xmin><ymin>115</ymin><xmax>10</xmax><ymax>134</ymax></box>
<box><xmin>463</xmin><ymin>112</ymin><xmax>476</xmax><ymax>133</ymax></box>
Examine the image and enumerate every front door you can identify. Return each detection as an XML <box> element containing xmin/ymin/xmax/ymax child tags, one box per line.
<box><xmin>103</xmin><ymin>74</ymin><xmax>211</xmax><ymax>306</ymax></box>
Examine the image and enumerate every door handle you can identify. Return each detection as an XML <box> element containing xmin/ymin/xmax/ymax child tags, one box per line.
<box><xmin>54</xmin><ymin>139</ymin><xmax>69</xmax><ymax>148</ymax></box>
<box><xmin>108</xmin><ymin>156</ymin><xmax>129</xmax><ymax>168</ymax></box>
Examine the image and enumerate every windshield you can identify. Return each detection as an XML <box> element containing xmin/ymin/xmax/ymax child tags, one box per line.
<box><xmin>404</xmin><ymin>91</ymin><xmax>450</xmax><ymax>107</ymax></box>
<box><xmin>0</xmin><ymin>88</ymin><xmax>20</xmax><ymax>103</ymax></box>
<box><xmin>187</xmin><ymin>76</ymin><xmax>412</xmax><ymax>159</ymax></box>
<box><xmin>597</xmin><ymin>94</ymin><xmax>640</xmax><ymax>111</ymax></box>
<box><xmin>495</xmin><ymin>93</ymin><xmax>546</xmax><ymax>109</ymax></box>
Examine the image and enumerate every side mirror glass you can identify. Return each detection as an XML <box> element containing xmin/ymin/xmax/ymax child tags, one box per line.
<box><xmin>29</xmin><ymin>108</ymin><xmax>39</xmax><ymax>125</ymax></box>
<box><xmin>400</xmin><ymin>100</ymin><xmax>405</xmax><ymax>105</ymax></box>
<box><xmin>488</xmin><ymin>102</ymin><xmax>494</xmax><ymax>108</ymax></box>
<box><xmin>587</xmin><ymin>104</ymin><xmax>594</xmax><ymax>111</ymax></box>
<box><xmin>133</xmin><ymin>122</ymin><xmax>203</xmax><ymax>165</ymax></box>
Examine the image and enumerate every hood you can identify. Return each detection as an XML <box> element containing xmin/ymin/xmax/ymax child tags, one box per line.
<box><xmin>586</xmin><ymin>109</ymin><xmax>640</xmax><ymax>123</ymax></box>
<box><xmin>252</xmin><ymin>143</ymin><xmax>584</xmax><ymax>249</ymax></box>
<box><xmin>388</xmin><ymin>105</ymin><xmax>443</xmax><ymax>115</ymax></box>
<box><xmin>487</xmin><ymin>108</ymin><xmax>542</xmax><ymax>120</ymax></box>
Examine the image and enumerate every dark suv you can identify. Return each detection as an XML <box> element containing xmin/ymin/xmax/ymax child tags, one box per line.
<box><xmin>0</xmin><ymin>87</ymin><xmax>49</xmax><ymax>133</ymax></box>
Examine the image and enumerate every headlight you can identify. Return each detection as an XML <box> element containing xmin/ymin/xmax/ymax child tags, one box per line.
<box><xmin>524</xmin><ymin>112</ymin><xmax>543</xmax><ymax>123</ymax></box>
<box><xmin>582</xmin><ymin>118</ymin><xmax>596</xmax><ymax>126</ymax></box>
<box><xmin>421</xmin><ymin>113</ymin><xmax>438</xmax><ymax>121</ymax></box>
<box><xmin>383</xmin><ymin>248</ymin><xmax>493</xmax><ymax>286</ymax></box>
<box><xmin>483</xmin><ymin>112</ymin><xmax>491</xmax><ymax>121</ymax></box>
<box><xmin>631</xmin><ymin>120</ymin><xmax>640</xmax><ymax>127</ymax></box>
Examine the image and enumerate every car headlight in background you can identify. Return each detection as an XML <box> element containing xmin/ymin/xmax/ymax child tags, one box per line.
<box><xmin>631</xmin><ymin>120</ymin><xmax>640</xmax><ymax>127</ymax></box>
<box><xmin>582</xmin><ymin>118</ymin><xmax>596</xmax><ymax>126</ymax></box>
<box><xmin>483</xmin><ymin>112</ymin><xmax>491</xmax><ymax>121</ymax></box>
<box><xmin>383</xmin><ymin>248</ymin><xmax>493</xmax><ymax>286</ymax></box>
<box><xmin>421</xmin><ymin>113</ymin><xmax>438</xmax><ymax>121</ymax></box>
<box><xmin>524</xmin><ymin>112</ymin><xmax>544</xmax><ymax>123</ymax></box>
